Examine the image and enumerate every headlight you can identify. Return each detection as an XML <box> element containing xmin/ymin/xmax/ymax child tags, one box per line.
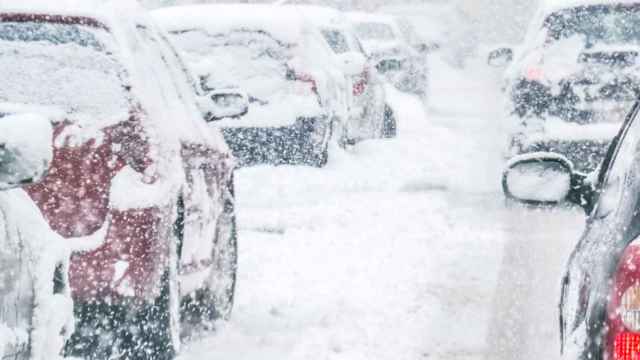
<box><xmin>621</xmin><ymin>284</ymin><xmax>640</xmax><ymax>332</ymax></box>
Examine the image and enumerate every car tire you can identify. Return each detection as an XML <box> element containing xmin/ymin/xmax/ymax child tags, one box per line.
<box><xmin>117</xmin><ymin>239</ymin><xmax>180</xmax><ymax>360</ymax></box>
<box><xmin>308</xmin><ymin>119</ymin><xmax>331</xmax><ymax>168</ymax></box>
<box><xmin>382</xmin><ymin>105</ymin><xmax>397</xmax><ymax>138</ymax></box>
<box><xmin>65</xmin><ymin>230</ymin><xmax>181</xmax><ymax>360</ymax></box>
<box><xmin>311</xmin><ymin>147</ymin><xmax>329</xmax><ymax>168</ymax></box>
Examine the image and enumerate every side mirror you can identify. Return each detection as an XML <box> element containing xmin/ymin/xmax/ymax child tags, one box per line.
<box><xmin>0</xmin><ymin>113</ymin><xmax>53</xmax><ymax>190</ymax></box>
<box><xmin>487</xmin><ymin>47</ymin><xmax>514</xmax><ymax>67</ymax></box>
<box><xmin>502</xmin><ymin>153</ymin><xmax>595</xmax><ymax>213</ymax></box>
<box><xmin>337</xmin><ymin>51</ymin><xmax>367</xmax><ymax>76</ymax></box>
<box><xmin>202</xmin><ymin>90</ymin><xmax>249</xmax><ymax>122</ymax></box>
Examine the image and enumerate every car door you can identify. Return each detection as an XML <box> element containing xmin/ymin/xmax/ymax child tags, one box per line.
<box><xmin>560</xmin><ymin>101</ymin><xmax>640</xmax><ymax>357</ymax></box>
<box><xmin>135</xmin><ymin>23</ymin><xmax>230</xmax><ymax>294</ymax></box>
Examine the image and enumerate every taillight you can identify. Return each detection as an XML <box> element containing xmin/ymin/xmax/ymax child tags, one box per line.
<box><xmin>608</xmin><ymin>243</ymin><xmax>640</xmax><ymax>360</ymax></box>
<box><xmin>352</xmin><ymin>67</ymin><xmax>369</xmax><ymax>97</ymax></box>
<box><xmin>525</xmin><ymin>66</ymin><xmax>544</xmax><ymax>82</ymax></box>
<box><xmin>294</xmin><ymin>73</ymin><xmax>318</xmax><ymax>94</ymax></box>
<box><xmin>615</xmin><ymin>333</ymin><xmax>640</xmax><ymax>360</ymax></box>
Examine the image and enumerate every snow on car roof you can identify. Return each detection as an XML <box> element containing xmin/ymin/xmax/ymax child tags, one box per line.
<box><xmin>281</xmin><ymin>5</ymin><xmax>349</xmax><ymax>29</ymax></box>
<box><xmin>0</xmin><ymin>0</ymin><xmax>144</xmax><ymax>28</ymax></box>
<box><xmin>346</xmin><ymin>11</ymin><xmax>399</xmax><ymax>27</ymax></box>
<box><xmin>152</xmin><ymin>4</ymin><xmax>309</xmax><ymax>44</ymax></box>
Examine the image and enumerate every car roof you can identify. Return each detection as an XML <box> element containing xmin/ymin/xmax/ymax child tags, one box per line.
<box><xmin>152</xmin><ymin>4</ymin><xmax>309</xmax><ymax>45</ymax></box>
<box><xmin>346</xmin><ymin>11</ymin><xmax>399</xmax><ymax>27</ymax></box>
<box><xmin>0</xmin><ymin>0</ymin><xmax>146</xmax><ymax>29</ymax></box>
<box><xmin>281</xmin><ymin>5</ymin><xmax>349</xmax><ymax>29</ymax></box>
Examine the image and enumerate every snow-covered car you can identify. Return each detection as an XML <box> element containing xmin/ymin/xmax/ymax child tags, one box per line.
<box><xmin>490</xmin><ymin>1</ymin><xmax>640</xmax><ymax>172</ymax></box>
<box><xmin>377</xmin><ymin>5</ymin><xmax>443</xmax><ymax>55</ymax></box>
<box><xmin>287</xmin><ymin>5</ymin><xmax>397</xmax><ymax>143</ymax></box>
<box><xmin>0</xmin><ymin>113</ymin><xmax>73</xmax><ymax>360</ymax></box>
<box><xmin>153</xmin><ymin>4</ymin><xmax>350</xmax><ymax>167</ymax></box>
<box><xmin>347</xmin><ymin>12</ymin><xmax>429</xmax><ymax>101</ymax></box>
<box><xmin>501</xmin><ymin>100</ymin><xmax>640</xmax><ymax>360</ymax></box>
<box><xmin>0</xmin><ymin>6</ymin><xmax>240</xmax><ymax>359</ymax></box>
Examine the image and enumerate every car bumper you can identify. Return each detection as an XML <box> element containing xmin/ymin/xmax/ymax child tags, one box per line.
<box><xmin>221</xmin><ymin>117</ymin><xmax>329</xmax><ymax>167</ymax></box>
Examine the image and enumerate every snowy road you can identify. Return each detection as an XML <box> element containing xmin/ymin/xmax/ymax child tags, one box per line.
<box><xmin>179</xmin><ymin>60</ymin><xmax>587</xmax><ymax>360</ymax></box>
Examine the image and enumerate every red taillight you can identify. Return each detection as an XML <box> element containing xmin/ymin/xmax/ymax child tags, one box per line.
<box><xmin>295</xmin><ymin>72</ymin><xmax>318</xmax><ymax>94</ymax></box>
<box><xmin>352</xmin><ymin>67</ymin><xmax>369</xmax><ymax>96</ymax></box>
<box><xmin>525</xmin><ymin>66</ymin><xmax>544</xmax><ymax>82</ymax></box>
<box><xmin>615</xmin><ymin>332</ymin><xmax>640</xmax><ymax>360</ymax></box>
<box><xmin>353</xmin><ymin>80</ymin><xmax>366</xmax><ymax>96</ymax></box>
<box><xmin>607</xmin><ymin>244</ymin><xmax>640</xmax><ymax>360</ymax></box>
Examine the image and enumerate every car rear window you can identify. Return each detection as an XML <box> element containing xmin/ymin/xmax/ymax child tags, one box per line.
<box><xmin>0</xmin><ymin>21</ymin><xmax>129</xmax><ymax>120</ymax></box>
<box><xmin>169</xmin><ymin>29</ymin><xmax>293</xmax><ymax>99</ymax></box>
<box><xmin>544</xmin><ymin>5</ymin><xmax>640</xmax><ymax>46</ymax></box>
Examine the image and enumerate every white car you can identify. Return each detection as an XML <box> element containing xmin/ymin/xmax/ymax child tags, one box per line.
<box><xmin>287</xmin><ymin>5</ymin><xmax>397</xmax><ymax>143</ymax></box>
<box><xmin>347</xmin><ymin>11</ymin><xmax>429</xmax><ymax>101</ymax></box>
<box><xmin>489</xmin><ymin>0</ymin><xmax>640</xmax><ymax>172</ymax></box>
<box><xmin>0</xmin><ymin>113</ymin><xmax>73</xmax><ymax>360</ymax></box>
<box><xmin>153</xmin><ymin>4</ymin><xmax>351</xmax><ymax>167</ymax></box>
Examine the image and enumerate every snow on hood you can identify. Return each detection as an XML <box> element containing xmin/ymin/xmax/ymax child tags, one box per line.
<box><xmin>153</xmin><ymin>5</ymin><xmax>344</xmax><ymax>127</ymax></box>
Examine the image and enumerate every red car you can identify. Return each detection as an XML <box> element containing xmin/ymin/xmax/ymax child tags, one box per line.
<box><xmin>502</xmin><ymin>99</ymin><xmax>640</xmax><ymax>359</ymax></box>
<box><xmin>0</xmin><ymin>6</ymin><xmax>243</xmax><ymax>359</ymax></box>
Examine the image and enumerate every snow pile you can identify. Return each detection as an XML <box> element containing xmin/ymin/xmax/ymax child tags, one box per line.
<box><xmin>153</xmin><ymin>4</ymin><xmax>307</xmax><ymax>45</ymax></box>
<box><xmin>0</xmin><ymin>113</ymin><xmax>53</xmax><ymax>189</ymax></box>
<box><xmin>0</xmin><ymin>36</ymin><xmax>129</xmax><ymax>122</ymax></box>
<box><xmin>0</xmin><ymin>189</ymin><xmax>73</xmax><ymax>360</ymax></box>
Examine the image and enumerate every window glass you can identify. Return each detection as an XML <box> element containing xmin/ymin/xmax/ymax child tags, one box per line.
<box><xmin>0</xmin><ymin>21</ymin><xmax>128</xmax><ymax>119</ymax></box>
<box><xmin>595</xmin><ymin>106</ymin><xmax>640</xmax><ymax>219</ymax></box>
<box><xmin>322</xmin><ymin>29</ymin><xmax>350</xmax><ymax>54</ymax></box>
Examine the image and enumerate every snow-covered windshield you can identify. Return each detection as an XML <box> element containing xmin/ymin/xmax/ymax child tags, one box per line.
<box><xmin>169</xmin><ymin>29</ymin><xmax>292</xmax><ymax>97</ymax></box>
<box><xmin>354</xmin><ymin>22</ymin><xmax>396</xmax><ymax>41</ymax></box>
<box><xmin>0</xmin><ymin>21</ymin><xmax>129</xmax><ymax>119</ymax></box>
<box><xmin>545</xmin><ymin>5</ymin><xmax>640</xmax><ymax>47</ymax></box>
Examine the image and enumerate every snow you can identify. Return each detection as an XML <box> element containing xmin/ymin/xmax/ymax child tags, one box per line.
<box><xmin>0</xmin><ymin>189</ymin><xmax>73</xmax><ymax>360</ymax></box>
<box><xmin>505</xmin><ymin>159</ymin><xmax>572</xmax><ymax>202</ymax></box>
<box><xmin>0</xmin><ymin>113</ymin><xmax>53</xmax><ymax>189</ymax></box>
<box><xmin>175</xmin><ymin>54</ymin><xmax>553</xmax><ymax>360</ymax></box>
<box><xmin>0</xmin><ymin>3</ymin><xmax>609</xmax><ymax>360</ymax></box>
<box><xmin>152</xmin><ymin>4</ymin><xmax>309</xmax><ymax>45</ymax></box>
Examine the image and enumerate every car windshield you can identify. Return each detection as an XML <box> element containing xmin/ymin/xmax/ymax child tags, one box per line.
<box><xmin>354</xmin><ymin>22</ymin><xmax>396</xmax><ymax>41</ymax></box>
<box><xmin>169</xmin><ymin>29</ymin><xmax>293</xmax><ymax>99</ymax></box>
<box><xmin>544</xmin><ymin>5</ymin><xmax>640</xmax><ymax>47</ymax></box>
<box><xmin>0</xmin><ymin>21</ymin><xmax>129</xmax><ymax>119</ymax></box>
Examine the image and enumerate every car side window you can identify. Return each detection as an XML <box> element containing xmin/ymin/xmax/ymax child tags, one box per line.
<box><xmin>322</xmin><ymin>29</ymin><xmax>350</xmax><ymax>54</ymax></box>
<box><xmin>594</xmin><ymin>103</ymin><xmax>640</xmax><ymax>219</ymax></box>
